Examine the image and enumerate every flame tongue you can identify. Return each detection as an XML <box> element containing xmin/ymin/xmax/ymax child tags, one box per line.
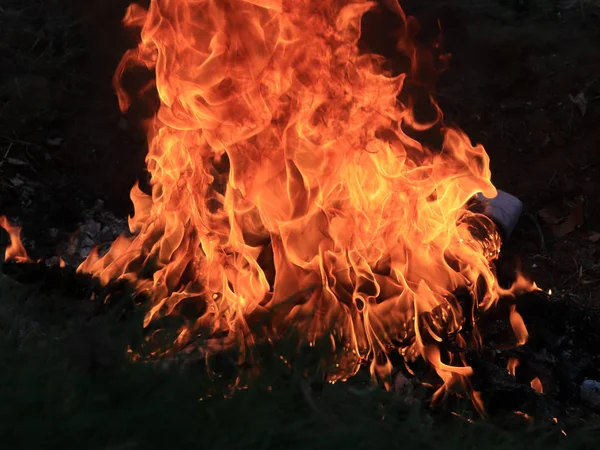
<box><xmin>0</xmin><ymin>217</ymin><xmax>32</xmax><ymax>263</ymax></box>
<box><xmin>75</xmin><ymin>0</ymin><xmax>534</xmax><ymax>395</ymax></box>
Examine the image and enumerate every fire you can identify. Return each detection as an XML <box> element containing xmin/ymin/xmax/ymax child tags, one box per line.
<box><xmin>509</xmin><ymin>304</ymin><xmax>528</xmax><ymax>346</ymax></box>
<box><xmin>507</xmin><ymin>357</ymin><xmax>519</xmax><ymax>376</ymax></box>
<box><xmin>0</xmin><ymin>216</ymin><xmax>31</xmax><ymax>263</ymax></box>
<box><xmin>530</xmin><ymin>377</ymin><xmax>543</xmax><ymax>394</ymax></box>
<box><xmin>1</xmin><ymin>0</ymin><xmax>539</xmax><ymax>406</ymax></box>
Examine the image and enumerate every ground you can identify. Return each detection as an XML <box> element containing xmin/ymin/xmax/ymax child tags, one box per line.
<box><xmin>1</xmin><ymin>0</ymin><xmax>600</xmax><ymax>448</ymax></box>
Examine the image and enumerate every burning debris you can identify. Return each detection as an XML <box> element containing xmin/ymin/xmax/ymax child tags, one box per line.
<box><xmin>0</xmin><ymin>0</ymin><xmax>543</xmax><ymax>413</ymax></box>
<box><xmin>61</xmin><ymin>200</ymin><xmax>129</xmax><ymax>266</ymax></box>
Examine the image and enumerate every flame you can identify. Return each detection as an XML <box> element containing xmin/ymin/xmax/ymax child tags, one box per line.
<box><xmin>507</xmin><ymin>357</ymin><xmax>519</xmax><ymax>376</ymax></box>
<box><xmin>0</xmin><ymin>0</ymin><xmax>539</xmax><ymax>405</ymax></box>
<box><xmin>530</xmin><ymin>377</ymin><xmax>543</xmax><ymax>394</ymax></box>
<box><xmin>78</xmin><ymin>0</ymin><xmax>539</xmax><ymax>392</ymax></box>
<box><xmin>509</xmin><ymin>305</ymin><xmax>528</xmax><ymax>346</ymax></box>
<box><xmin>0</xmin><ymin>216</ymin><xmax>32</xmax><ymax>263</ymax></box>
<box><xmin>514</xmin><ymin>411</ymin><xmax>532</xmax><ymax>421</ymax></box>
<box><xmin>552</xmin><ymin>418</ymin><xmax>566</xmax><ymax>437</ymax></box>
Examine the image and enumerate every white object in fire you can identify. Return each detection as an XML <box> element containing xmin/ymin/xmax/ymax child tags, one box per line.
<box><xmin>476</xmin><ymin>189</ymin><xmax>523</xmax><ymax>239</ymax></box>
<box><xmin>581</xmin><ymin>379</ymin><xmax>600</xmax><ymax>409</ymax></box>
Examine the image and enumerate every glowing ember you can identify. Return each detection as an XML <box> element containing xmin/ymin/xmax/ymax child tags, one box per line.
<box><xmin>1</xmin><ymin>0</ymin><xmax>540</xmax><ymax>407</ymax></box>
<box><xmin>514</xmin><ymin>411</ymin><xmax>532</xmax><ymax>421</ymax></box>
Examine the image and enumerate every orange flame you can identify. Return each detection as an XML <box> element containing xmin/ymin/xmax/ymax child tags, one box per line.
<box><xmin>514</xmin><ymin>411</ymin><xmax>532</xmax><ymax>421</ymax></box>
<box><xmin>509</xmin><ymin>305</ymin><xmax>528</xmax><ymax>346</ymax></box>
<box><xmin>66</xmin><ymin>0</ymin><xmax>537</xmax><ymax>399</ymax></box>
<box><xmin>0</xmin><ymin>216</ymin><xmax>32</xmax><ymax>263</ymax></box>
<box><xmin>507</xmin><ymin>357</ymin><xmax>519</xmax><ymax>376</ymax></box>
<box><xmin>530</xmin><ymin>377</ymin><xmax>543</xmax><ymax>394</ymax></box>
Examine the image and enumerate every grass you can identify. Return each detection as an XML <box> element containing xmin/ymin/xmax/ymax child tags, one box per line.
<box><xmin>0</xmin><ymin>267</ymin><xmax>599</xmax><ymax>450</ymax></box>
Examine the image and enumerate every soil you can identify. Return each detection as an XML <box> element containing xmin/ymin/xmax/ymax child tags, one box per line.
<box><xmin>1</xmin><ymin>0</ymin><xmax>600</xmax><ymax>429</ymax></box>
